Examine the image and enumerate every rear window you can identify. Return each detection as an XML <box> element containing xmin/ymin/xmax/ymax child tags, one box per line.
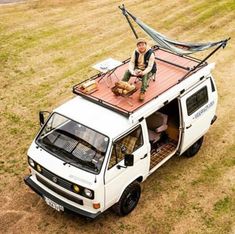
<box><xmin>186</xmin><ymin>86</ymin><xmax>208</xmax><ymax>116</ymax></box>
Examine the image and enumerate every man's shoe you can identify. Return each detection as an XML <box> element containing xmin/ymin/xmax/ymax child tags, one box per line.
<box><xmin>139</xmin><ymin>92</ymin><xmax>145</xmax><ymax>101</ymax></box>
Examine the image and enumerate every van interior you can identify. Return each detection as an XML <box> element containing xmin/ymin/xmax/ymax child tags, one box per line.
<box><xmin>146</xmin><ymin>98</ymin><xmax>180</xmax><ymax>169</ymax></box>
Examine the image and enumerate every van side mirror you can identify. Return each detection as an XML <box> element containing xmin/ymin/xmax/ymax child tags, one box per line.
<box><xmin>39</xmin><ymin>111</ymin><xmax>50</xmax><ymax>127</ymax></box>
<box><xmin>124</xmin><ymin>154</ymin><xmax>134</xmax><ymax>167</ymax></box>
<box><xmin>117</xmin><ymin>154</ymin><xmax>134</xmax><ymax>169</ymax></box>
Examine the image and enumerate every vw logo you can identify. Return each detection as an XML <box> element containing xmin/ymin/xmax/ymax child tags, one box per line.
<box><xmin>52</xmin><ymin>176</ymin><xmax>58</xmax><ymax>183</ymax></box>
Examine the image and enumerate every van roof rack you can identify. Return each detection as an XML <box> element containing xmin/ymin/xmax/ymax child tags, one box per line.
<box><xmin>73</xmin><ymin>47</ymin><xmax>204</xmax><ymax>117</ymax></box>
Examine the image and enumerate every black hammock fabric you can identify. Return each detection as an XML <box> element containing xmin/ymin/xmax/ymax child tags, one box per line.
<box><xmin>121</xmin><ymin>7</ymin><xmax>227</xmax><ymax>55</ymax></box>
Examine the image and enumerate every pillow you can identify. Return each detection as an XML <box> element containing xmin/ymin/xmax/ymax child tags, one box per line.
<box><xmin>121</xmin><ymin>135</ymin><xmax>138</xmax><ymax>154</ymax></box>
<box><xmin>147</xmin><ymin>112</ymin><xmax>168</xmax><ymax>130</ymax></box>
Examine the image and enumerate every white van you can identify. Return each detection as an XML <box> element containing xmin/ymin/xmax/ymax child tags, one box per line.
<box><xmin>24</xmin><ymin>46</ymin><xmax>219</xmax><ymax>218</ymax></box>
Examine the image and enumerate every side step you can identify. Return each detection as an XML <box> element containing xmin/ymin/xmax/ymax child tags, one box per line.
<box><xmin>150</xmin><ymin>141</ymin><xmax>177</xmax><ymax>170</ymax></box>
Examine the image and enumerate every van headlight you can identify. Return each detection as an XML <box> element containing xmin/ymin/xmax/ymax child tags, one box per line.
<box><xmin>71</xmin><ymin>185</ymin><xmax>94</xmax><ymax>199</ymax></box>
<box><xmin>36</xmin><ymin>164</ymin><xmax>42</xmax><ymax>173</ymax></box>
<box><xmin>84</xmin><ymin>188</ymin><xmax>93</xmax><ymax>198</ymax></box>
<box><xmin>28</xmin><ymin>157</ymin><xmax>35</xmax><ymax>167</ymax></box>
<box><xmin>72</xmin><ymin>184</ymin><xmax>80</xmax><ymax>193</ymax></box>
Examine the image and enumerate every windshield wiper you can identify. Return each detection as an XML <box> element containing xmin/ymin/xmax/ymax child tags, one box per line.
<box><xmin>38</xmin><ymin>140</ymin><xmax>72</xmax><ymax>160</ymax></box>
<box><xmin>37</xmin><ymin>139</ymin><xmax>99</xmax><ymax>172</ymax></box>
<box><xmin>47</xmin><ymin>144</ymin><xmax>97</xmax><ymax>170</ymax></box>
<box><xmin>72</xmin><ymin>156</ymin><xmax>99</xmax><ymax>172</ymax></box>
<box><xmin>62</xmin><ymin>158</ymin><xmax>73</xmax><ymax>166</ymax></box>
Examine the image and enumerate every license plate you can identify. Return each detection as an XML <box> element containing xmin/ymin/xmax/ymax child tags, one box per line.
<box><xmin>44</xmin><ymin>196</ymin><xmax>64</xmax><ymax>212</ymax></box>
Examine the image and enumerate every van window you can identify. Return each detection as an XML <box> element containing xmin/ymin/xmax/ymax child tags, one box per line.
<box><xmin>108</xmin><ymin>125</ymin><xmax>143</xmax><ymax>169</ymax></box>
<box><xmin>186</xmin><ymin>86</ymin><xmax>208</xmax><ymax>116</ymax></box>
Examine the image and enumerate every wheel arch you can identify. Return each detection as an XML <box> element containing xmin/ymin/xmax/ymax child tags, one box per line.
<box><xmin>114</xmin><ymin>175</ymin><xmax>143</xmax><ymax>204</ymax></box>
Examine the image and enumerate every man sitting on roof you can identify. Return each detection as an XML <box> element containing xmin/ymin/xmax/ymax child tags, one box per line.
<box><xmin>122</xmin><ymin>38</ymin><xmax>157</xmax><ymax>101</ymax></box>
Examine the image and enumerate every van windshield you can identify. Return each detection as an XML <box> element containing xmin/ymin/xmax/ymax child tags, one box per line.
<box><xmin>36</xmin><ymin>113</ymin><xmax>109</xmax><ymax>174</ymax></box>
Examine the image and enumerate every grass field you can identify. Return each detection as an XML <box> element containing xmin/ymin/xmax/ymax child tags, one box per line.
<box><xmin>0</xmin><ymin>0</ymin><xmax>235</xmax><ymax>233</ymax></box>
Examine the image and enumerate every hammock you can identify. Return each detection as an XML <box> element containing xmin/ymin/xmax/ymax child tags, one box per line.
<box><xmin>119</xmin><ymin>6</ymin><xmax>228</xmax><ymax>55</ymax></box>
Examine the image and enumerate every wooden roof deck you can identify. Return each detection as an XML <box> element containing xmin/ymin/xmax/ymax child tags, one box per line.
<box><xmin>73</xmin><ymin>48</ymin><xmax>202</xmax><ymax>116</ymax></box>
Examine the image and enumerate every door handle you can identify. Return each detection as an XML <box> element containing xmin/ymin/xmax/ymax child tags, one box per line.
<box><xmin>140</xmin><ymin>154</ymin><xmax>147</xmax><ymax>160</ymax></box>
<box><xmin>186</xmin><ymin>124</ymin><xmax>192</xmax><ymax>129</ymax></box>
<box><xmin>117</xmin><ymin>165</ymin><xmax>127</xmax><ymax>169</ymax></box>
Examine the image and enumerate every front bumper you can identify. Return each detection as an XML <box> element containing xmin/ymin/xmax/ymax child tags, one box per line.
<box><xmin>24</xmin><ymin>175</ymin><xmax>101</xmax><ymax>219</ymax></box>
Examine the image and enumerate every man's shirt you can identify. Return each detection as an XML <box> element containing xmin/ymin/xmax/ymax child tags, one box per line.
<box><xmin>129</xmin><ymin>46</ymin><xmax>155</xmax><ymax>75</ymax></box>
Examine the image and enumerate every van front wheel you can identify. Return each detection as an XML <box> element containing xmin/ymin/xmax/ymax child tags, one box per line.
<box><xmin>113</xmin><ymin>181</ymin><xmax>141</xmax><ymax>216</ymax></box>
<box><xmin>185</xmin><ymin>136</ymin><xmax>204</xmax><ymax>157</ymax></box>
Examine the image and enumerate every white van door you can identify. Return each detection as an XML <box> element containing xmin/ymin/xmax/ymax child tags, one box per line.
<box><xmin>179</xmin><ymin>78</ymin><xmax>216</xmax><ymax>154</ymax></box>
<box><xmin>104</xmin><ymin>124</ymin><xmax>149</xmax><ymax>209</ymax></box>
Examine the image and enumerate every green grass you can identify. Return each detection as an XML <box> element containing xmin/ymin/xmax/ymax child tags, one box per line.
<box><xmin>191</xmin><ymin>142</ymin><xmax>235</xmax><ymax>186</ymax></box>
<box><xmin>214</xmin><ymin>196</ymin><xmax>233</xmax><ymax>213</ymax></box>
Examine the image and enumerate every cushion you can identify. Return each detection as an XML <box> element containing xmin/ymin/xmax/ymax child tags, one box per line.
<box><xmin>147</xmin><ymin>112</ymin><xmax>168</xmax><ymax>130</ymax></box>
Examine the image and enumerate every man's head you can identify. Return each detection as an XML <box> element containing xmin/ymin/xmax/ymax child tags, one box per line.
<box><xmin>136</xmin><ymin>38</ymin><xmax>147</xmax><ymax>53</ymax></box>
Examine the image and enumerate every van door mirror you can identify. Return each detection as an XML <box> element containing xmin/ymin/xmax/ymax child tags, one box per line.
<box><xmin>124</xmin><ymin>154</ymin><xmax>134</xmax><ymax>167</ymax></box>
<box><xmin>39</xmin><ymin>111</ymin><xmax>50</xmax><ymax>126</ymax></box>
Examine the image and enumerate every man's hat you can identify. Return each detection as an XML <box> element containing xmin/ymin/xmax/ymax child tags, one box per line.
<box><xmin>136</xmin><ymin>37</ymin><xmax>147</xmax><ymax>45</ymax></box>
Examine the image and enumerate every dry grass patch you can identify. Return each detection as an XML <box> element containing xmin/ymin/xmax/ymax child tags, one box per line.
<box><xmin>0</xmin><ymin>0</ymin><xmax>235</xmax><ymax>233</ymax></box>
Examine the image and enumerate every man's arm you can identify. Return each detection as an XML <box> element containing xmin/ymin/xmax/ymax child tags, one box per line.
<box><xmin>142</xmin><ymin>53</ymin><xmax>155</xmax><ymax>75</ymax></box>
<box><xmin>128</xmin><ymin>51</ymin><xmax>135</xmax><ymax>75</ymax></box>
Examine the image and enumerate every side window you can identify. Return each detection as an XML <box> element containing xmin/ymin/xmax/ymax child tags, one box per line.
<box><xmin>108</xmin><ymin>125</ymin><xmax>143</xmax><ymax>169</ymax></box>
<box><xmin>186</xmin><ymin>86</ymin><xmax>208</xmax><ymax>116</ymax></box>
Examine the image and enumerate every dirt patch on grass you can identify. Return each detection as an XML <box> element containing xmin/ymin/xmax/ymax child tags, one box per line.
<box><xmin>0</xmin><ymin>211</ymin><xmax>25</xmax><ymax>233</ymax></box>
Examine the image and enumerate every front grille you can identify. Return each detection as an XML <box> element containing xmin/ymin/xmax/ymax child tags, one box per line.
<box><xmin>41</xmin><ymin>167</ymin><xmax>71</xmax><ymax>190</ymax></box>
<box><xmin>36</xmin><ymin>174</ymin><xmax>83</xmax><ymax>205</ymax></box>
<box><xmin>33</xmin><ymin>162</ymin><xmax>94</xmax><ymax>199</ymax></box>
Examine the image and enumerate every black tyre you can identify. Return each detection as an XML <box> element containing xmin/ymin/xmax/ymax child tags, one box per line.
<box><xmin>185</xmin><ymin>136</ymin><xmax>204</xmax><ymax>157</ymax></box>
<box><xmin>113</xmin><ymin>181</ymin><xmax>141</xmax><ymax>216</ymax></box>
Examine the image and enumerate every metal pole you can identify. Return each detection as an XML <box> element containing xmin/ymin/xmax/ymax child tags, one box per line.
<box><xmin>192</xmin><ymin>38</ymin><xmax>230</xmax><ymax>71</ymax></box>
<box><xmin>181</xmin><ymin>38</ymin><xmax>230</xmax><ymax>80</ymax></box>
<box><xmin>119</xmin><ymin>5</ymin><xmax>138</xmax><ymax>39</ymax></box>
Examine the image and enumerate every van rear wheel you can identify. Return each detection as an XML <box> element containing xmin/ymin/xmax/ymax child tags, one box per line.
<box><xmin>185</xmin><ymin>136</ymin><xmax>204</xmax><ymax>157</ymax></box>
<box><xmin>113</xmin><ymin>181</ymin><xmax>141</xmax><ymax>216</ymax></box>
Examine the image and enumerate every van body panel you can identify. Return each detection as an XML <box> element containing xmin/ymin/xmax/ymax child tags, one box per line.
<box><xmin>104</xmin><ymin>122</ymin><xmax>149</xmax><ymax>209</ymax></box>
<box><xmin>55</xmin><ymin>96</ymin><xmax>132</xmax><ymax>139</ymax></box>
<box><xmin>179</xmin><ymin>77</ymin><xmax>217</xmax><ymax>154</ymax></box>
<box><xmin>28</xmin><ymin>142</ymin><xmax>97</xmax><ymax>187</ymax></box>
<box><xmin>28</xmin><ymin>142</ymin><xmax>106</xmax><ymax>212</ymax></box>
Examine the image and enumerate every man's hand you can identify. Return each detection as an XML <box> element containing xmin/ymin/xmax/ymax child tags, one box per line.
<box><xmin>136</xmin><ymin>70</ymin><xmax>143</xmax><ymax>77</ymax></box>
<box><xmin>134</xmin><ymin>69</ymin><xmax>143</xmax><ymax>77</ymax></box>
